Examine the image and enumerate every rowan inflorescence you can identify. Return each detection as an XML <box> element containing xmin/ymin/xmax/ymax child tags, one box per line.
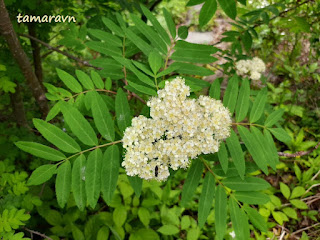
<box><xmin>122</xmin><ymin>77</ymin><xmax>232</xmax><ymax>181</ymax></box>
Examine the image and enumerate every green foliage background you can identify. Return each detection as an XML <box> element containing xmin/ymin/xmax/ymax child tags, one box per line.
<box><xmin>0</xmin><ymin>0</ymin><xmax>320</xmax><ymax>239</ymax></box>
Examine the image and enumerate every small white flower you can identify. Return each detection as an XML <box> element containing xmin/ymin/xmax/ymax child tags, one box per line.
<box><xmin>122</xmin><ymin>77</ymin><xmax>232</xmax><ymax>181</ymax></box>
<box><xmin>235</xmin><ymin>57</ymin><xmax>266</xmax><ymax>81</ymax></box>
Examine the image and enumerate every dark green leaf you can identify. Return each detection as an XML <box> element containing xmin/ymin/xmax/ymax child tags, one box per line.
<box><xmin>215</xmin><ymin>185</ymin><xmax>227</xmax><ymax>240</ymax></box>
<box><xmin>229</xmin><ymin>198</ymin><xmax>245</xmax><ymax>240</ymax></box>
<box><xmin>265</xmin><ymin>109</ymin><xmax>284</xmax><ymax>127</ymax></box>
<box><xmin>226</xmin><ymin>129</ymin><xmax>245</xmax><ymax>179</ymax></box>
<box><xmin>15</xmin><ymin>141</ymin><xmax>66</xmax><ymax>161</ymax></box>
<box><xmin>125</xmin><ymin>28</ymin><xmax>153</xmax><ymax>56</ymax></box>
<box><xmin>33</xmin><ymin>119</ymin><xmax>81</xmax><ymax>153</ymax></box>
<box><xmin>91</xmin><ymin>70</ymin><xmax>104</xmax><ymax>89</ymax></box>
<box><xmin>209</xmin><ymin>78</ymin><xmax>222</xmax><ymax>100</ymax></box>
<box><xmin>163</xmin><ymin>8</ymin><xmax>176</xmax><ymax>39</ymax></box>
<box><xmin>75</xmin><ymin>70</ymin><xmax>94</xmax><ymax>90</ymax></box>
<box><xmin>140</xmin><ymin>5</ymin><xmax>171</xmax><ymax>45</ymax></box>
<box><xmin>217</xmin><ymin>0</ymin><xmax>237</xmax><ymax>19</ymax></box>
<box><xmin>128</xmin><ymin>175</ymin><xmax>143</xmax><ymax>197</ymax></box>
<box><xmin>234</xmin><ymin>191</ymin><xmax>270</xmax><ymax>204</ymax></box>
<box><xmin>217</xmin><ymin>142</ymin><xmax>228</xmax><ymax>173</ymax></box>
<box><xmin>223</xmin><ymin>75</ymin><xmax>239</xmax><ymax>114</ymax></box>
<box><xmin>72</xmin><ymin>155</ymin><xmax>86</xmax><ymax>211</ymax></box>
<box><xmin>187</xmin><ymin>0</ymin><xmax>205</xmax><ymax>6</ymax></box>
<box><xmin>198</xmin><ymin>172</ymin><xmax>215</xmax><ymax>228</ymax></box>
<box><xmin>268</xmin><ymin>128</ymin><xmax>291</xmax><ymax>144</ymax></box>
<box><xmin>46</xmin><ymin>101</ymin><xmax>61</xmax><ymax>122</ymax></box>
<box><xmin>115</xmin><ymin>88</ymin><xmax>132</xmax><ymax>134</ymax></box>
<box><xmin>178</xmin><ymin>26</ymin><xmax>188</xmax><ymax>39</ymax></box>
<box><xmin>181</xmin><ymin>159</ymin><xmax>204</xmax><ymax>206</ymax></box>
<box><xmin>243</xmin><ymin>205</ymin><xmax>268</xmax><ymax>232</ymax></box>
<box><xmin>148</xmin><ymin>51</ymin><xmax>163</xmax><ymax>74</ymax></box>
<box><xmin>237</xmin><ymin>126</ymin><xmax>268</xmax><ymax>174</ymax></box>
<box><xmin>171</xmin><ymin>62</ymin><xmax>214</xmax><ymax>76</ymax></box>
<box><xmin>241</xmin><ymin>31</ymin><xmax>252</xmax><ymax>52</ymax></box>
<box><xmin>131</xmin><ymin>14</ymin><xmax>167</xmax><ymax>54</ymax></box>
<box><xmin>235</xmin><ymin>78</ymin><xmax>250</xmax><ymax>122</ymax></box>
<box><xmin>56</xmin><ymin>68</ymin><xmax>82</xmax><ymax>93</ymax></box>
<box><xmin>199</xmin><ymin>0</ymin><xmax>217</xmax><ymax>27</ymax></box>
<box><xmin>263</xmin><ymin>129</ymin><xmax>279</xmax><ymax>168</ymax></box>
<box><xmin>101</xmin><ymin>145</ymin><xmax>120</xmax><ymax>204</ymax></box>
<box><xmin>86</xmin><ymin>41</ymin><xmax>122</xmax><ymax>57</ymax></box>
<box><xmin>60</xmin><ymin>102</ymin><xmax>98</xmax><ymax>146</ymax></box>
<box><xmin>222</xmin><ymin>176</ymin><xmax>271</xmax><ymax>191</ymax></box>
<box><xmin>85</xmin><ymin>149</ymin><xmax>102</xmax><ymax>208</ymax></box>
<box><xmin>127</xmin><ymin>81</ymin><xmax>157</xmax><ymax>96</ymax></box>
<box><xmin>250</xmin><ymin>87</ymin><xmax>267</xmax><ymax>123</ymax></box>
<box><xmin>102</xmin><ymin>17</ymin><xmax>124</xmax><ymax>37</ymax></box>
<box><xmin>91</xmin><ymin>91</ymin><xmax>115</xmax><ymax>141</ymax></box>
<box><xmin>28</xmin><ymin>164</ymin><xmax>56</xmax><ymax>186</ymax></box>
<box><xmin>56</xmin><ymin>161</ymin><xmax>71</xmax><ymax>208</ymax></box>
<box><xmin>87</xmin><ymin>29</ymin><xmax>122</xmax><ymax>47</ymax></box>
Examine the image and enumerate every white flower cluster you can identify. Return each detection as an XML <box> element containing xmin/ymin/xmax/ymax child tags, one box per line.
<box><xmin>235</xmin><ymin>57</ymin><xmax>266</xmax><ymax>80</ymax></box>
<box><xmin>122</xmin><ymin>77</ymin><xmax>232</xmax><ymax>181</ymax></box>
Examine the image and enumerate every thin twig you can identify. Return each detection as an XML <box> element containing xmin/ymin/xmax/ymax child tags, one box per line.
<box><xmin>311</xmin><ymin>168</ymin><xmax>320</xmax><ymax>181</ymax></box>
<box><xmin>19</xmin><ymin>33</ymin><xmax>100</xmax><ymax>70</ymax></box>
<box><xmin>24</xmin><ymin>227</ymin><xmax>53</xmax><ymax>240</ymax></box>
<box><xmin>291</xmin><ymin>222</ymin><xmax>320</xmax><ymax>236</ymax></box>
<box><xmin>278</xmin><ymin>142</ymin><xmax>320</xmax><ymax>158</ymax></box>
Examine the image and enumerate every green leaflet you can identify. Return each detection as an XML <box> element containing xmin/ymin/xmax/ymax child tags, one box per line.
<box><xmin>226</xmin><ymin>129</ymin><xmax>245</xmax><ymax>179</ymax></box>
<box><xmin>234</xmin><ymin>191</ymin><xmax>270</xmax><ymax>205</ymax></box>
<box><xmin>163</xmin><ymin>8</ymin><xmax>176</xmax><ymax>39</ymax></box>
<box><xmin>229</xmin><ymin>198</ymin><xmax>245</xmax><ymax>240</ymax></box>
<box><xmin>217</xmin><ymin>142</ymin><xmax>228</xmax><ymax>173</ymax></box>
<box><xmin>198</xmin><ymin>172</ymin><xmax>215</xmax><ymax>228</ymax></box>
<box><xmin>60</xmin><ymin>101</ymin><xmax>98</xmax><ymax>146</ymax></box>
<box><xmin>27</xmin><ymin>164</ymin><xmax>56</xmax><ymax>186</ymax></box>
<box><xmin>199</xmin><ymin>0</ymin><xmax>218</xmax><ymax>27</ymax></box>
<box><xmin>87</xmin><ymin>29</ymin><xmax>122</xmax><ymax>47</ymax></box>
<box><xmin>15</xmin><ymin>141</ymin><xmax>66</xmax><ymax>161</ymax></box>
<box><xmin>46</xmin><ymin>101</ymin><xmax>61</xmax><ymax>121</ymax></box>
<box><xmin>148</xmin><ymin>51</ymin><xmax>163</xmax><ymax>75</ymax></box>
<box><xmin>72</xmin><ymin>155</ymin><xmax>86</xmax><ymax>211</ymax></box>
<box><xmin>178</xmin><ymin>26</ymin><xmax>188</xmax><ymax>39</ymax></box>
<box><xmin>140</xmin><ymin>5</ymin><xmax>171</xmax><ymax>46</ymax></box>
<box><xmin>113</xmin><ymin>56</ymin><xmax>155</xmax><ymax>87</ymax></box>
<box><xmin>125</xmin><ymin>28</ymin><xmax>153</xmax><ymax>56</ymax></box>
<box><xmin>268</xmin><ymin>128</ymin><xmax>291</xmax><ymax>144</ymax></box>
<box><xmin>33</xmin><ymin>119</ymin><xmax>81</xmax><ymax>153</ymax></box>
<box><xmin>56</xmin><ymin>68</ymin><xmax>82</xmax><ymax>93</ymax></box>
<box><xmin>91</xmin><ymin>91</ymin><xmax>115</xmax><ymax>141</ymax></box>
<box><xmin>241</xmin><ymin>30</ymin><xmax>252</xmax><ymax>52</ymax></box>
<box><xmin>102</xmin><ymin>17</ymin><xmax>124</xmax><ymax>37</ymax></box>
<box><xmin>217</xmin><ymin>0</ymin><xmax>237</xmax><ymax>19</ymax></box>
<box><xmin>138</xmin><ymin>207</ymin><xmax>150</xmax><ymax>227</ymax></box>
<box><xmin>223</xmin><ymin>75</ymin><xmax>239</xmax><ymax>114</ymax></box>
<box><xmin>56</xmin><ymin>161</ymin><xmax>71</xmax><ymax>208</ymax></box>
<box><xmin>85</xmin><ymin>149</ymin><xmax>102</xmax><ymax>209</ymax></box>
<box><xmin>127</xmin><ymin>175</ymin><xmax>143</xmax><ymax>197</ymax></box>
<box><xmin>250</xmin><ymin>87</ymin><xmax>267</xmax><ymax>123</ymax></box>
<box><xmin>235</xmin><ymin>78</ymin><xmax>250</xmax><ymax>122</ymax></box>
<box><xmin>86</xmin><ymin>41</ymin><xmax>122</xmax><ymax>57</ymax></box>
<box><xmin>130</xmin><ymin>14</ymin><xmax>167</xmax><ymax>55</ymax></box>
<box><xmin>209</xmin><ymin>78</ymin><xmax>222</xmax><ymax>100</ymax></box>
<box><xmin>174</xmin><ymin>40</ymin><xmax>218</xmax><ymax>53</ymax></box>
<box><xmin>187</xmin><ymin>0</ymin><xmax>205</xmax><ymax>6</ymax></box>
<box><xmin>251</xmin><ymin>126</ymin><xmax>275</xmax><ymax>171</ymax></box>
<box><xmin>237</xmin><ymin>125</ymin><xmax>268</xmax><ymax>174</ymax></box>
<box><xmin>75</xmin><ymin>70</ymin><xmax>94</xmax><ymax>90</ymax></box>
<box><xmin>171</xmin><ymin>62</ymin><xmax>214</xmax><ymax>76</ymax></box>
<box><xmin>181</xmin><ymin>159</ymin><xmax>204</xmax><ymax>206</ymax></box>
<box><xmin>222</xmin><ymin>176</ymin><xmax>271</xmax><ymax>191</ymax></box>
<box><xmin>101</xmin><ymin>145</ymin><xmax>120</xmax><ymax>204</ymax></box>
<box><xmin>265</xmin><ymin>109</ymin><xmax>284</xmax><ymax>127</ymax></box>
<box><xmin>113</xmin><ymin>206</ymin><xmax>127</xmax><ymax>227</ymax></box>
<box><xmin>115</xmin><ymin>88</ymin><xmax>132</xmax><ymax>134</ymax></box>
<box><xmin>171</xmin><ymin>49</ymin><xmax>218</xmax><ymax>64</ymax></box>
<box><xmin>132</xmin><ymin>60</ymin><xmax>154</xmax><ymax>76</ymax></box>
<box><xmin>215</xmin><ymin>185</ymin><xmax>227</xmax><ymax>240</ymax></box>
<box><xmin>243</xmin><ymin>205</ymin><xmax>268</xmax><ymax>232</ymax></box>
<box><xmin>90</xmin><ymin>70</ymin><xmax>104</xmax><ymax>89</ymax></box>
<box><xmin>127</xmin><ymin>81</ymin><xmax>157</xmax><ymax>96</ymax></box>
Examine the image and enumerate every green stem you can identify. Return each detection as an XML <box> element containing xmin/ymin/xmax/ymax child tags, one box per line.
<box><xmin>57</xmin><ymin>140</ymin><xmax>122</xmax><ymax>166</ymax></box>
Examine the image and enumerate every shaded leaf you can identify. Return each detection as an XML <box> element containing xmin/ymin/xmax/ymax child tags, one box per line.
<box><xmin>56</xmin><ymin>161</ymin><xmax>71</xmax><ymax>208</ymax></box>
<box><xmin>199</xmin><ymin>0</ymin><xmax>217</xmax><ymax>27</ymax></box>
<box><xmin>28</xmin><ymin>164</ymin><xmax>56</xmax><ymax>186</ymax></box>
<box><xmin>215</xmin><ymin>185</ymin><xmax>227</xmax><ymax>240</ymax></box>
<box><xmin>72</xmin><ymin>155</ymin><xmax>86</xmax><ymax>211</ymax></box>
